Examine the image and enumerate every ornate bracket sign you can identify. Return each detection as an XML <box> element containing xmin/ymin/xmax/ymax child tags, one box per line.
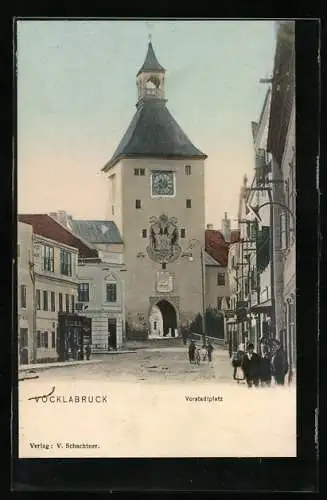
<box><xmin>146</xmin><ymin>214</ymin><xmax>182</xmax><ymax>263</ymax></box>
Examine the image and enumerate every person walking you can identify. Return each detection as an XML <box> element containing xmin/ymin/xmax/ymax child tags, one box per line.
<box><xmin>271</xmin><ymin>340</ymin><xmax>289</xmax><ymax>385</ymax></box>
<box><xmin>201</xmin><ymin>343</ymin><xmax>207</xmax><ymax>361</ymax></box>
<box><xmin>259</xmin><ymin>348</ymin><xmax>272</xmax><ymax>387</ymax></box>
<box><xmin>188</xmin><ymin>340</ymin><xmax>196</xmax><ymax>364</ymax></box>
<box><xmin>206</xmin><ymin>341</ymin><xmax>214</xmax><ymax>363</ymax></box>
<box><xmin>231</xmin><ymin>343</ymin><xmax>245</xmax><ymax>382</ymax></box>
<box><xmin>85</xmin><ymin>344</ymin><xmax>91</xmax><ymax>361</ymax></box>
<box><xmin>195</xmin><ymin>346</ymin><xmax>201</xmax><ymax>365</ymax></box>
<box><xmin>241</xmin><ymin>343</ymin><xmax>261</xmax><ymax>388</ymax></box>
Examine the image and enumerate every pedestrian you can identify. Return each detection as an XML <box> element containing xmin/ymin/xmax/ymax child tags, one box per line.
<box><xmin>188</xmin><ymin>340</ymin><xmax>196</xmax><ymax>364</ymax></box>
<box><xmin>195</xmin><ymin>346</ymin><xmax>201</xmax><ymax>365</ymax></box>
<box><xmin>241</xmin><ymin>343</ymin><xmax>261</xmax><ymax>388</ymax></box>
<box><xmin>259</xmin><ymin>348</ymin><xmax>272</xmax><ymax>387</ymax></box>
<box><xmin>85</xmin><ymin>344</ymin><xmax>91</xmax><ymax>361</ymax></box>
<box><xmin>231</xmin><ymin>343</ymin><xmax>245</xmax><ymax>382</ymax></box>
<box><xmin>206</xmin><ymin>341</ymin><xmax>214</xmax><ymax>362</ymax></box>
<box><xmin>201</xmin><ymin>343</ymin><xmax>207</xmax><ymax>361</ymax></box>
<box><xmin>271</xmin><ymin>340</ymin><xmax>289</xmax><ymax>385</ymax></box>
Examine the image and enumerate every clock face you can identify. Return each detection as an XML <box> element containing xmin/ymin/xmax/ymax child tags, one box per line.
<box><xmin>152</xmin><ymin>171</ymin><xmax>174</xmax><ymax>196</ymax></box>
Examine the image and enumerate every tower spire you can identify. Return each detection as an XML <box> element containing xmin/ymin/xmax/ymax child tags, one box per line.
<box><xmin>136</xmin><ymin>40</ymin><xmax>166</xmax><ymax>106</ymax></box>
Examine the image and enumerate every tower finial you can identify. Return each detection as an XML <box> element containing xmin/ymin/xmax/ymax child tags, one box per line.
<box><xmin>148</xmin><ymin>33</ymin><xmax>152</xmax><ymax>43</ymax></box>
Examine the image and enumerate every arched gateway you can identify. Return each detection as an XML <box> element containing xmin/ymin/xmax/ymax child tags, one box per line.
<box><xmin>149</xmin><ymin>299</ymin><xmax>178</xmax><ymax>338</ymax></box>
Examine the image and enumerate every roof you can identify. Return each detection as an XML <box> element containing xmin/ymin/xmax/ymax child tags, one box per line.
<box><xmin>251</xmin><ymin>121</ymin><xmax>258</xmax><ymax>141</ymax></box>
<box><xmin>230</xmin><ymin>230</ymin><xmax>241</xmax><ymax>243</ymax></box>
<box><xmin>69</xmin><ymin>220</ymin><xmax>123</xmax><ymax>244</ymax></box>
<box><xmin>137</xmin><ymin>41</ymin><xmax>165</xmax><ymax>76</ymax></box>
<box><xmin>102</xmin><ymin>100</ymin><xmax>207</xmax><ymax>171</ymax></box>
<box><xmin>205</xmin><ymin>230</ymin><xmax>229</xmax><ymax>267</ymax></box>
<box><xmin>204</xmin><ymin>251</ymin><xmax>220</xmax><ymax>266</ymax></box>
<box><xmin>267</xmin><ymin>21</ymin><xmax>295</xmax><ymax>164</ymax></box>
<box><xmin>18</xmin><ymin>214</ymin><xmax>98</xmax><ymax>259</ymax></box>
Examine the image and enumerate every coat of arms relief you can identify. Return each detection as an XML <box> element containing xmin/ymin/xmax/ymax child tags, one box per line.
<box><xmin>146</xmin><ymin>214</ymin><xmax>182</xmax><ymax>264</ymax></box>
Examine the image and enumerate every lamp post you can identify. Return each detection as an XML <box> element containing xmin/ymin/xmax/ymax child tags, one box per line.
<box><xmin>119</xmin><ymin>267</ymin><xmax>128</xmax><ymax>346</ymax></box>
<box><xmin>186</xmin><ymin>239</ymin><xmax>206</xmax><ymax>342</ymax></box>
<box><xmin>28</xmin><ymin>257</ymin><xmax>37</xmax><ymax>364</ymax></box>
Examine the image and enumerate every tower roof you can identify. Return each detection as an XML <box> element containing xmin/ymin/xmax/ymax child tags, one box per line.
<box><xmin>102</xmin><ymin>100</ymin><xmax>207</xmax><ymax>171</ymax></box>
<box><xmin>137</xmin><ymin>41</ymin><xmax>165</xmax><ymax>76</ymax></box>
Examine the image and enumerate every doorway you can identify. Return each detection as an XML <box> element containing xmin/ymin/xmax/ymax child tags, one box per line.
<box><xmin>108</xmin><ymin>318</ymin><xmax>117</xmax><ymax>349</ymax></box>
<box><xmin>19</xmin><ymin>328</ymin><xmax>29</xmax><ymax>364</ymax></box>
<box><xmin>156</xmin><ymin>300</ymin><xmax>177</xmax><ymax>337</ymax></box>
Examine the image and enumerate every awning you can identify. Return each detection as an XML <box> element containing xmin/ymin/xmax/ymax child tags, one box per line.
<box><xmin>251</xmin><ymin>300</ymin><xmax>272</xmax><ymax>313</ymax></box>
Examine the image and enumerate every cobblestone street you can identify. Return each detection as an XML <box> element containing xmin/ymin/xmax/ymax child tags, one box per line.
<box><xmin>24</xmin><ymin>346</ymin><xmax>232</xmax><ymax>384</ymax></box>
<box><xmin>18</xmin><ymin>346</ymin><xmax>296</xmax><ymax>458</ymax></box>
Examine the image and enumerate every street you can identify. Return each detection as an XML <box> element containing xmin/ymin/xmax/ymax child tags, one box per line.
<box><xmin>18</xmin><ymin>346</ymin><xmax>296</xmax><ymax>458</ymax></box>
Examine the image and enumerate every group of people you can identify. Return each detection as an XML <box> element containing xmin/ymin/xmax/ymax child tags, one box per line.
<box><xmin>231</xmin><ymin>340</ymin><xmax>289</xmax><ymax>388</ymax></box>
<box><xmin>188</xmin><ymin>340</ymin><xmax>214</xmax><ymax>364</ymax></box>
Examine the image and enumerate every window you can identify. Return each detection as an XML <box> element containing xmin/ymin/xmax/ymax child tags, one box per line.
<box><xmin>135</xmin><ymin>199</ymin><xmax>141</xmax><ymax>209</ymax></box>
<box><xmin>43</xmin><ymin>290</ymin><xmax>48</xmax><ymax>311</ymax></box>
<box><xmin>51</xmin><ymin>331</ymin><xmax>56</xmax><ymax>348</ymax></box>
<box><xmin>43</xmin><ymin>245</ymin><xmax>54</xmax><ymax>272</ymax></box>
<box><xmin>185</xmin><ymin>165</ymin><xmax>191</xmax><ymax>175</ymax></box>
<box><xmin>142</xmin><ymin>229</ymin><xmax>147</xmax><ymax>238</ymax></box>
<box><xmin>162</xmin><ymin>262</ymin><xmax>166</xmax><ymax>270</ymax></box>
<box><xmin>112</xmin><ymin>205</ymin><xmax>115</xmax><ymax>215</ymax></box>
<box><xmin>60</xmin><ymin>249</ymin><xmax>72</xmax><ymax>276</ymax></box>
<box><xmin>217</xmin><ymin>297</ymin><xmax>223</xmax><ymax>310</ymax></box>
<box><xmin>65</xmin><ymin>294</ymin><xmax>70</xmax><ymax>312</ymax></box>
<box><xmin>59</xmin><ymin>293</ymin><xmax>63</xmax><ymax>312</ymax></box>
<box><xmin>71</xmin><ymin>295</ymin><xmax>75</xmax><ymax>313</ymax></box>
<box><xmin>106</xmin><ymin>283</ymin><xmax>117</xmax><ymax>302</ymax></box>
<box><xmin>78</xmin><ymin>283</ymin><xmax>89</xmax><ymax>302</ymax></box>
<box><xmin>36</xmin><ymin>289</ymin><xmax>41</xmax><ymax>310</ymax></box>
<box><xmin>50</xmin><ymin>291</ymin><xmax>55</xmax><ymax>312</ymax></box>
<box><xmin>180</xmin><ymin>228</ymin><xmax>186</xmax><ymax>238</ymax></box>
<box><xmin>217</xmin><ymin>273</ymin><xmax>225</xmax><ymax>286</ymax></box>
<box><xmin>140</xmin><ymin>168</ymin><xmax>145</xmax><ymax>176</ymax></box>
<box><xmin>20</xmin><ymin>285</ymin><xmax>27</xmax><ymax>309</ymax></box>
<box><xmin>153</xmin><ymin>321</ymin><xmax>157</xmax><ymax>330</ymax></box>
<box><xmin>134</xmin><ymin>168</ymin><xmax>140</xmax><ymax>176</ymax></box>
<box><xmin>37</xmin><ymin>331</ymin><xmax>48</xmax><ymax>348</ymax></box>
<box><xmin>186</xmin><ymin>199</ymin><xmax>192</xmax><ymax>208</ymax></box>
<box><xmin>280</xmin><ymin>211</ymin><xmax>288</xmax><ymax>250</ymax></box>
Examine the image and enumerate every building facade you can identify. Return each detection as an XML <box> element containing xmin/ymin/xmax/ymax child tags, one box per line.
<box><xmin>18</xmin><ymin>221</ymin><xmax>35</xmax><ymax>364</ymax></box>
<box><xmin>49</xmin><ymin>213</ymin><xmax>126</xmax><ymax>350</ymax></box>
<box><xmin>18</xmin><ymin>214</ymin><xmax>99</xmax><ymax>362</ymax></box>
<box><xmin>267</xmin><ymin>21</ymin><xmax>296</xmax><ymax>374</ymax></box>
<box><xmin>101</xmin><ymin>41</ymin><xmax>207</xmax><ymax>339</ymax></box>
<box><xmin>33</xmin><ymin>234</ymin><xmax>79</xmax><ymax>362</ymax></box>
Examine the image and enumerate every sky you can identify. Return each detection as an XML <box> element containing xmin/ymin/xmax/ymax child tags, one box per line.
<box><xmin>17</xmin><ymin>20</ymin><xmax>276</xmax><ymax>229</ymax></box>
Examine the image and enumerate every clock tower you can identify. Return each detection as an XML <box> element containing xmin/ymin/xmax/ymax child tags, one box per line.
<box><xmin>102</xmin><ymin>40</ymin><xmax>207</xmax><ymax>340</ymax></box>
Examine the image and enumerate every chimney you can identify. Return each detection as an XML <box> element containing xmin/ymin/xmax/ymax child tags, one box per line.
<box><xmin>49</xmin><ymin>210</ymin><xmax>72</xmax><ymax>229</ymax></box>
<box><xmin>206</xmin><ymin>224</ymin><xmax>214</xmax><ymax>230</ymax></box>
<box><xmin>221</xmin><ymin>212</ymin><xmax>231</xmax><ymax>242</ymax></box>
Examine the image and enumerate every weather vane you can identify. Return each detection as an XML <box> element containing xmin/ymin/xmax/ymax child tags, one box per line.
<box><xmin>146</xmin><ymin>21</ymin><xmax>153</xmax><ymax>43</ymax></box>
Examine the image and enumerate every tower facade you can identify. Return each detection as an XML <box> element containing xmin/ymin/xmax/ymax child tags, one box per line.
<box><xmin>102</xmin><ymin>41</ymin><xmax>207</xmax><ymax>339</ymax></box>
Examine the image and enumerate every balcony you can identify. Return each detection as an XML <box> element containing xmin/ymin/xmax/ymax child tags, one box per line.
<box><xmin>139</xmin><ymin>88</ymin><xmax>164</xmax><ymax>100</ymax></box>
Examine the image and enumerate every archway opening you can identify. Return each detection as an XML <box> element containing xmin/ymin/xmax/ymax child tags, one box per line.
<box><xmin>156</xmin><ymin>300</ymin><xmax>177</xmax><ymax>337</ymax></box>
